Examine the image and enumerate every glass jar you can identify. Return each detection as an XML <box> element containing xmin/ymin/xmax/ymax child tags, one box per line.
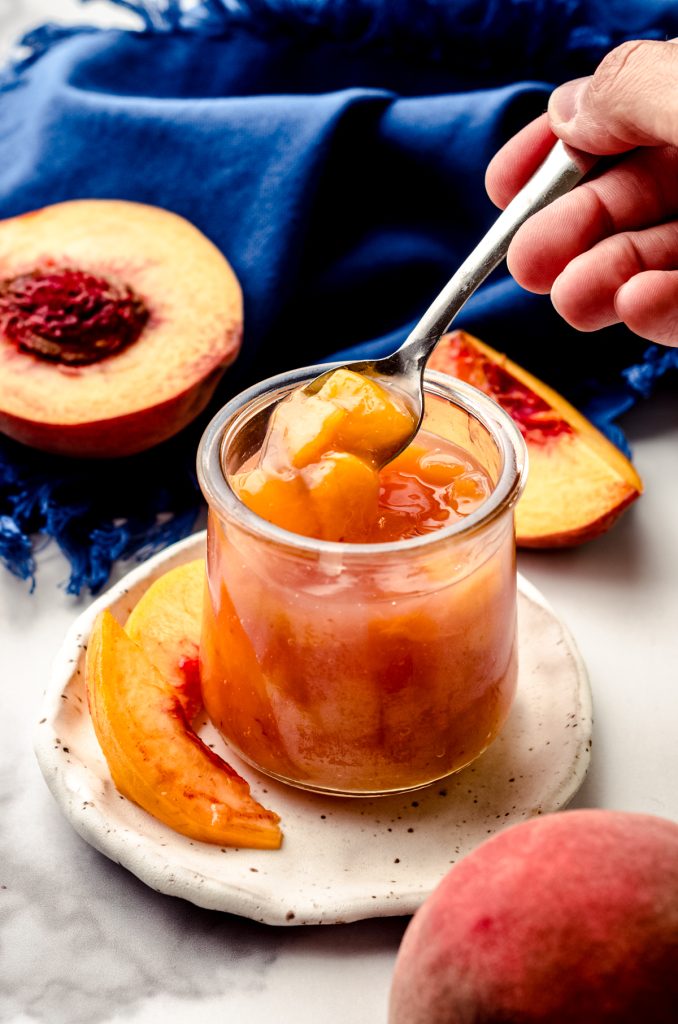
<box><xmin>197</xmin><ymin>367</ymin><xmax>527</xmax><ymax>796</ymax></box>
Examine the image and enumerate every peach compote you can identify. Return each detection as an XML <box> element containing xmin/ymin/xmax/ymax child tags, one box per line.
<box><xmin>233</xmin><ymin>368</ymin><xmax>417</xmax><ymax>542</ymax></box>
<box><xmin>198</xmin><ymin>368</ymin><xmax>526</xmax><ymax>795</ymax></box>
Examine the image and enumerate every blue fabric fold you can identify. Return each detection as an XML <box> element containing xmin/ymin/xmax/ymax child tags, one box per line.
<box><xmin>1</xmin><ymin>0</ymin><xmax>677</xmax><ymax>592</ymax></box>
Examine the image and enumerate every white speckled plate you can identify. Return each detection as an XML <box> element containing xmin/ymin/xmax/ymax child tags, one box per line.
<box><xmin>34</xmin><ymin>532</ymin><xmax>592</xmax><ymax>926</ymax></box>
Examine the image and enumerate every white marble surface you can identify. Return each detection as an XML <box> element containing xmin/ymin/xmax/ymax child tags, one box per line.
<box><xmin>2</xmin><ymin>395</ymin><xmax>675</xmax><ymax>1024</ymax></box>
<box><xmin>3</xmin><ymin>392</ymin><xmax>677</xmax><ymax>1024</ymax></box>
<box><xmin>2</xmin><ymin>3</ymin><xmax>678</xmax><ymax>1022</ymax></box>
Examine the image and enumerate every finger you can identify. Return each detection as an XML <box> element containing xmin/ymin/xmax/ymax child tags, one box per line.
<box><xmin>615</xmin><ymin>270</ymin><xmax>678</xmax><ymax>347</ymax></box>
<box><xmin>548</xmin><ymin>39</ymin><xmax>678</xmax><ymax>155</ymax></box>
<box><xmin>550</xmin><ymin>221</ymin><xmax>678</xmax><ymax>331</ymax></box>
<box><xmin>485</xmin><ymin>114</ymin><xmax>556</xmax><ymax>209</ymax></box>
<box><xmin>506</xmin><ymin>146</ymin><xmax>678</xmax><ymax>293</ymax></box>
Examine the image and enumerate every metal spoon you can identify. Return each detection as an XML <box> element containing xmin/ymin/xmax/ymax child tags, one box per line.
<box><xmin>305</xmin><ymin>139</ymin><xmax>597</xmax><ymax>463</ymax></box>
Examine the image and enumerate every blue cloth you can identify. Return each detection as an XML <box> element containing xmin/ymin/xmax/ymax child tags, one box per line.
<box><xmin>1</xmin><ymin>0</ymin><xmax>677</xmax><ymax>592</ymax></box>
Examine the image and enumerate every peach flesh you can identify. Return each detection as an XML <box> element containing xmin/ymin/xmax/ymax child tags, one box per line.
<box><xmin>86</xmin><ymin>608</ymin><xmax>282</xmax><ymax>850</ymax></box>
<box><xmin>0</xmin><ymin>200</ymin><xmax>242</xmax><ymax>457</ymax></box>
<box><xmin>124</xmin><ymin>559</ymin><xmax>205</xmax><ymax>721</ymax></box>
<box><xmin>429</xmin><ymin>331</ymin><xmax>643</xmax><ymax>547</ymax></box>
<box><xmin>389</xmin><ymin>809</ymin><xmax>678</xmax><ymax>1024</ymax></box>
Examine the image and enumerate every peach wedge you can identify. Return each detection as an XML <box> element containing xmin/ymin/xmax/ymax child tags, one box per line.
<box><xmin>429</xmin><ymin>330</ymin><xmax>643</xmax><ymax>547</ymax></box>
<box><xmin>124</xmin><ymin>559</ymin><xmax>205</xmax><ymax>721</ymax></box>
<box><xmin>86</xmin><ymin>609</ymin><xmax>282</xmax><ymax>850</ymax></box>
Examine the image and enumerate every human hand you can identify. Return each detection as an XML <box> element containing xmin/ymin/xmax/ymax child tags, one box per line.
<box><xmin>486</xmin><ymin>40</ymin><xmax>678</xmax><ymax>347</ymax></box>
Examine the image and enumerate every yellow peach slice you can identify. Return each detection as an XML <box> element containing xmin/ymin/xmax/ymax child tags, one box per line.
<box><xmin>232</xmin><ymin>367</ymin><xmax>416</xmax><ymax>541</ymax></box>
<box><xmin>233</xmin><ymin>466</ymin><xmax>321</xmax><ymax>538</ymax></box>
<box><xmin>124</xmin><ymin>559</ymin><xmax>204</xmax><ymax>721</ymax></box>
<box><xmin>390</xmin><ymin>442</ymin><xmax>466</xmax><ymax>488</ymax></box>
<box><xmin>316</xmin><ymin>368</ymin><xmax>415</xmax><ymax>463</ymax></box>
<box><xmin>429</xmin><ymin>330</ymin><xmax>643</xmax><ymax>547</ymax></box>
<box><xmin>303</xmin><ymin>451</ymin><xmax>380</xmax><ymax>542</ymax></box>
<box><xmin>261</xmin><ymin>369</ymin><xmax>414</xmax><ymax>473</ymax></box>
<box><xmin>262</xmin><ymin>391</ymin><xmax>345</xmax><ymax>470</ymax></box>
<box><xmin>86</xmin><ymin>609</ymin><xmax>282</xmax><ymax>849</ymax></box>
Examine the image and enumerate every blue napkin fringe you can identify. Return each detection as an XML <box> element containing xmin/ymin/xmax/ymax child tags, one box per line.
<box><xmin>0</xmin><ymin>430</ymin><xmax>203</xmax><ymax>594</ymax></box>
<box><xmin>91</xmin><ymin>0</ymin><xmax>669</xmax><ymax>60</ymax></box>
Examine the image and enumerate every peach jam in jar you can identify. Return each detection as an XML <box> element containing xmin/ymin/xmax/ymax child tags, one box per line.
<box><xmin>197</xmin><ymin>367</ymin><xmax>527</xmax><ymax>795</ymax></box>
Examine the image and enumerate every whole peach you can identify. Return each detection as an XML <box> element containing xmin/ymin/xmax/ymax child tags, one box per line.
<box><xmin>389</xmin><ymin>810</ymin><xmax>678</xmax><ymax>1024</ymax></box>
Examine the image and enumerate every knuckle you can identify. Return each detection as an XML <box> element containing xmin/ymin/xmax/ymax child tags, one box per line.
<box><xmin>615</xmin><ymin>232</ymin><xmax>648</xmax><ymax>274</ymax></box>
<box><xmin>577</xmin><ymin>182</ymin><xmax>617</xmax><ymax>236</ymax></box>
<box><xmin>591</xmin><ymin>40</ymin><xmax>656</xmax><ymax>99</ymax></box>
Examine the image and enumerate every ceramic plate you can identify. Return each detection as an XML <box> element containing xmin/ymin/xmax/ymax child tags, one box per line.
<box><xmin>34</xmin><ymin>532</ymin><xmax>592</xmax><ymax>926</ymax></box>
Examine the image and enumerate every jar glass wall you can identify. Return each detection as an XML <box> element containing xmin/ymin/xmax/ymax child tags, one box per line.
<box><xmin>197</xmin><ymin>367</ymin><xmax>527</xmax><ymax>796</ymax></box>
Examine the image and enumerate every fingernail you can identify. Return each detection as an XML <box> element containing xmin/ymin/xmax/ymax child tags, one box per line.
<box><xmin>549</xmin><ymin>77</ymin><xmax>588</xmax><ymax>126</ymax></box>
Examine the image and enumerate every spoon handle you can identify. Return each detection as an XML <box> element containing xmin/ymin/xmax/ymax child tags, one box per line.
<box><xmin>394</xmin><ymin>140</ymin><xmax>597</xmax><ymax>374</ymax></box>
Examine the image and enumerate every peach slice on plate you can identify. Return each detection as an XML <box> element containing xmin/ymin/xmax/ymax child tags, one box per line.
<box><xmin>124</xmin><ymin>559</ymin><xmax>205</xmax><ymax>721</ymax></box>
<box><xmin>86</xmin><ymin>608</ymin><xmax>282</xmax><ymax>850</ymax></box>
<box><xmin>429</xmin><ymin>330</ymin><xmax>643</xmax><ymax>547</ymax></box>
<box><xmin>0</xmin><ymin>200</ymin><xmax>242</xmax><ymax>457</ymax></box>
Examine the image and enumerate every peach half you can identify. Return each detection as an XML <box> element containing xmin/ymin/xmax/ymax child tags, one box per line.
<box><xmin>86</xmin><ymin>607</ymin><xmax>282</xmax><ymax>850</ymax></box>
<box><xmin>0</xmin><ymin>200</ymin><xmax>242</xmax><ymax>457</ymax></box>
<box><xmin>429</xmin><ymin>330</ymin><xmax>643</xmax><ymax>546</ymax></box>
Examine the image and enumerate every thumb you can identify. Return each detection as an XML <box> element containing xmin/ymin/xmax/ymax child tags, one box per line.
<box><xmin>548</xmin><ymin>40</ymin><xmax>678</xmax><ymax>155</ymax></box>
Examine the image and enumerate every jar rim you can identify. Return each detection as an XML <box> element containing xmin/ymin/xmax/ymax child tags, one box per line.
<box><xmin>197</xmin><ymin>364</ymin><xmax>528</xmax><ymax>558</ymax></box>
